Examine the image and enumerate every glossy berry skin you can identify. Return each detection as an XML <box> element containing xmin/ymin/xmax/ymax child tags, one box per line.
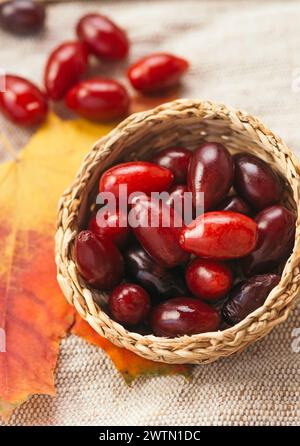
<box><xmin>88</xmin><ymin>210</ymin><xmax>130</xmax><ymax>247</ymax></box>
<box><xmin>165</xmin><ymin>184</ymin><xmax>193</xmax><ymax>224</ymax></box>
<box><xmin>76</xmin><ymin>13</ymin><xmax>129</xmax><ymax>61</ymax></box>
<box><xmin>75</xmin><ymin>230</ymin><xmax>124</xmax><ymax>290</ymax></box>
<box><xmin>180</xmin><ymin>211</ymin><xmax>257</xmax><ymax>260</ymax></box>
<box><xmin>128</xmin><ymin>53</ymin><xmax>189</xmax><ymax>93</ymax></box>
<box><xmin>151</xmin><ymin>147</ymin><xmax>191</xmax><ymax>184</ymax></box>
<box><xmin>234</xmin><ymin>153</ymin><xmax>282</xmax><ymax>210</ymax></box>
<box><xmin>131</xmin><ymin>195</ymin><xmax>189</xmax><ymax>268</ymax></box>
<box><xmin>99</xmin><ymin>161</ymin><xmax>173</xmax><ymax>198</ymax></box>
<box><xmin>109</xmin><ymin>283</ymin><xmax>150</xmax><ymax>326</ymax></box>
<box><xmin>185</xmin><ymin>258</ymin><xmax>233</xmax><ymax>301</ymax></box>
<box><xmin>166</xmin><ymin>185</ymin><xmax>189</xmax><ymax>208</ymax></box>
<box><xmin>44</xmin><ymin>41</ymin><xmax>89</xmax><ymax>100</ymax></box>
<box><xmin>0</xmin><ymin>75</ymin><xmax>48</xmax><ymax>126</ymax></box>
<box><xmin>124</xmin><ymin>244</ymin><xmax>188</xmax><ymax>300</ymax></box>
<box><xmin>65</xmin><ymin>78</ymin><xmax>129</xmax><ymax>121</ymax></box>
<box><xmin>188</xmin><ymin>143</ymin><xmax>234</xmax><ymax>211</ymax></box>
<box><xmin>242</xmin><ymin>205</ymin><xmax>296</xmax><ymax>276</ymax></box>
<box><xmin>151</xmin><ymin>297</ymin><xmax>221</xmax><ymax>337</ymax></box>
<box><xmin>0</xmin><ymin>0</ymin><xmax>45</xmax><ymax>35</ymax></box>
<box><xmin>217</xmin><ymin>195</ymin><xmax>252</xmax><ymax>216</ymax></box>
<box><xmin>222</xmin><ymin>274</ymin><xmax>281</xmax><ymax>325</ymax></box>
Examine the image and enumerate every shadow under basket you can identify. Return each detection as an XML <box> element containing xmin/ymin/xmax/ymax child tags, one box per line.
<box><xmin>55</xmin><ymin>99</ymin><xmax>300</xmax><ymax>364</ymax></box>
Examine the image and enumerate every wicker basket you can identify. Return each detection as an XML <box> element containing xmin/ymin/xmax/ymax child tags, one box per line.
<box><xmin>55</xmin><ymin>99</ymin><xmax>300</xmax><ymax>364</ymax></box>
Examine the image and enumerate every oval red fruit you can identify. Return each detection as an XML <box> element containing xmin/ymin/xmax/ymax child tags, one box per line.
<box><xmin>76</xmin><ymin>13</ymin><xmax>129</xmax><ymax>61</ymax></box>
<box><xmin>151</xmin><ymin>297</ymin><xmax>220</xmax><ymax>337</ymax></box>
<box><xmin>109</xmin><ymin>283</ymin><xmax>150</xmax><ymax>325</ymax></box>
<box><xmin>187</xmin><ymin>142</ymin><xmax>234</xmax><ymax>211</ymax></box>
<box><xmin>44</xmin><ymin>41</ymin><xmax>89</xmax><ymax>100</ymax></box>
<box><xmin>88</xmin><ymin>210</ymin><xmax>130</xmax><ymax>247</ymax></box>
<box><xmin>0</xmin><ymin>74</ymin><xmax>48</xmax><ymax>126</ymax></box>
<box><xmin>124</xmin><ymin>244</ymin><xmax>188</xmax><ymax>300</ymax></box>
<box><xmin>185</xmin><ymin>258</ymin><xmax>233</xmax><ymax>301</ymax></box>
<box><xmin>234</xmin><ymin>153</ymin><xmax>282</xmax><ymax>210</ymax></box>
<box><xmin>242</xmin><ymin>205</ymin><xmax>296</xmax><ymax>276</ymax></box>
<box><xmin>151</xmin><ymin>147</ymin><xmax>191</xmax><ymax>184</ymax></box>
<box><xmin>0</xmin><ymin>0</ymin><xmax>45</xmax><ymax>35</ymax></box>
<box><xmin>128</xmin><ymin>53</ymin><xmax>189</xmax><ymax>93</ymax></box>
<box><xmin>180</xmin><ymin>211</ymin><xmax>257</xmax><ymax>259</ymax></box>
<box><xmin>75</xmin><ymin>230</ymin><xmax>124</xmax><ymax>290</ymax></box>
<box><xmin>65</xmin><ymin>78</ymin><xmax>129</xmax><ymax>121</ymax></box>
<box><xmin>217</xmin><ymin>195</ymin><xmax>252</xmax><ymax>216</ymax></box>
<box><xmin>99</xmin><ymin>161</ymin><xmax>174</xmax><ymax>198</ymax></box>
<box><xmin>222</xmin><ymin>274</ymin><xmax>281</xmax><ymax>325</ymax></box>
<box><xmin>131</xmin><ymin>195</ymin><xmax>189</xmax><ymax>268</ymax></box>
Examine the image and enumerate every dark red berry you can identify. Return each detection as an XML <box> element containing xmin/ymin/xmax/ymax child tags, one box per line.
<box><xmin>0</xmin><ymin>0</ymin><xmax>45</xmax><ymax>35</ymax></box>
<box><xmin>151</xmin><ymin>297</ymin><xmax>220</xmax><ymax>337</ymax></box>
<box><xmin>109</xmin><ymin>283</ymin><xmax>150</xmax><ymax>325</ymax></box>
<box><xmin>76</xmin><ymin>13</ymin><xmax>129</xmax><ymax>61</ymax></box>
<box><xmin>131</xmin><ymin>195</ymin><xmax>189</xmax><ymax>268</ymax></box>
<box><xmin>217</xmin><ymin>195</ymin><xmax>252</xmax><ymax>216</ymax></box>
<box><xmin>242</xmin><ymin>205</ymin><xmax>296</xmax><ymax>276</ymax></box>
<box><xmin>89</xmin><ymin>210</ymin><xmax>129</xmax><ymax>247</ymax></box>
<box><xmin>151</xmin><ymin>147</ymin><xmax>191</xmax><ymax>184</ymax></box>
<box><xmin>75</xmin><ymin>230</ymin><xmax>124</xmax><ymax>290</ymax></box>
<box><xmin>185</xmin><ymin>258</ymin><xmax>233</xmax><ymax>301</ymax></box>
<box><xmin>165</xmin><ymin>184</ymin><xmax>193</xmax><ymax>224</ymax></box>
<box><xmin>222</xmin><ymin>274</ymin><xmax>281</xmax><ymax>325</ymax></box>
<box><xmin>234</xmin><ymin>153</ymin><xmax>282</xmax><ymax>210</ymax></box>
<box><xmin>188</xmin><ymin>143</ymin><xmax>234</xmax><ymax>211</ymax></box>
<box><xmin>124</xmin><ymin>244</ymin><xmax>188</xmax><ymax>300</ymax></box>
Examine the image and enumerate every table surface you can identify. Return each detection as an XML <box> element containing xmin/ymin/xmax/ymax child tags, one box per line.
<box><xmin>0</xmin><ymin>0</ymin><xmax>300</xmax><ymax>426</ymax></box>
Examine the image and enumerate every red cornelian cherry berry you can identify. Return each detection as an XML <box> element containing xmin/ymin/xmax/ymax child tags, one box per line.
<box><xmin>234</xmin><ymin>153</ymin><xmax>283</xmax><ymax>210</ymax></box>
<box><xmin>130</xmin><ymin>194</ymin><xmax>189</xmax><ymax>268</ymax></box>
<box><xmin>150</xmin><ymin>297</ymin><xmax>221</xmax><ymax>337</ymax></box>
<box><xmin>65</xmin><ymin>78</ymin><xmax>130</xmax><ymax>121</ymax></box>
<box><xmin>222</xmin><ymin>274</ymin><xmax>281</xmax><ymax>325</ymax></box>
<box><xmin>217</xmin><ymin>195</ymin><xmax>252</xmax><ymax>216</ymax></box>
<box><xmin>187</xmin><ymin>142</ymin><xmax>234</xmax><ymax>211</ymax></box>
<box><xmin>166</xmin><ymin>184</ymin><xmax>191</xmax><ymax>220</ymax></box>
<box><xmin>185</xmin><ymin>258</ymin><xmax>233</xmax><ymax>301</ymax></box>
<box><xmin>99</xmin><ymin>161</ymin><xmax>174</xmax><ymax>198</ymax></box>
<box><xmin>180</xmin><ymin>211</ymin><xmax>257</xmax><ymax>260</ymax></box>
<box><xmin>44</xmin><ymin>41</ymin><xmax>89</xmax><ymax>101</ymax></box>
<box><xmin>124</xmin><ymin>244</ymin><xmax>188</xmax><ymax>300</ymax></box>
<box><xmin>151</xmin><ymin>147</ymin><xmax>192</xmax><ymax>184</ymax></box>
<box><xmin>0</xmin><ymin>0</ymin><xmax>45</xmax><ymax>35</ymax></box>
<box><xmin>75</xmin><ymin>230</ymin><xmax>124</xmax><ymax>290</ymax></box>
<box><xmin>109</xmin><ymin>283</ymin><xmax>151</xmax><ymax>326</ymax></box>
<box><xmin>242</xmin><ymin>205</ymin><xmax>296</xmax><ymax>276</ymax></box>
<box><xmin>88</xmin><ymin>210</ymin><xmax>130</xmax><ymax>247</ymax></box>
<box><xmin>76</xmin><ymin>13</ymin><xmax>129</xmax><ymax>61</ymax></box>
<box><xmin>128</xmin><ymin>53</ymin><xmax>189</xmax><ymax>94</ymax></box>
<box><xmin>0</xmin><ymin>74</ymin><xmax>48</xmax><ymax>126</ymax></box>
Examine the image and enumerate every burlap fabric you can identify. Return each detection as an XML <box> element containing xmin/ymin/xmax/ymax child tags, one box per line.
<box><xmin>0</xmin><ymin>0</ymin><xmax>299</xmax><ymax>426</ymax></box>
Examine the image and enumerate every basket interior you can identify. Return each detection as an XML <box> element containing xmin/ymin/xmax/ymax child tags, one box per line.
<box><xmin>77</xmin><ymin>114</ymin><xmax>295</xmax><ymax>230</ymax></box>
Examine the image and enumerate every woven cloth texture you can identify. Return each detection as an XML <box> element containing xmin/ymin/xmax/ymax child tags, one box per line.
<box><xmin>1</xmin><ymin>0</ymin><xmax>300</xmax><ymax>426</ymax></box>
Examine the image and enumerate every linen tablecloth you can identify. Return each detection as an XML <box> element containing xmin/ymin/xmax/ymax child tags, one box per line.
<box><xmin>0</xmin><ymin>0</ymin><xmax>300</xmax><ymax>426</ymax></box>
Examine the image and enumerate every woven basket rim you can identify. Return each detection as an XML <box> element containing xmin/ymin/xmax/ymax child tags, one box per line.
<box><xmin>55</xmin><ymin>98</ymin><xmax>300</xmax><ymax>363</ymax></box>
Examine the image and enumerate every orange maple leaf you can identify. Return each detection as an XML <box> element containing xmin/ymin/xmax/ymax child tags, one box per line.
<box><xmin>0</xmin><ymin>110</ymin><xmax>190</xmax><ymax>419</ymax></box>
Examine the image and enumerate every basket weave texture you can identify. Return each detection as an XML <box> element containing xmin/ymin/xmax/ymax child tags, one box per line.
<box><xmin>55</xmin><ymin>99</ymin><xmax>300</xmax><ymax>364</ymax></box>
